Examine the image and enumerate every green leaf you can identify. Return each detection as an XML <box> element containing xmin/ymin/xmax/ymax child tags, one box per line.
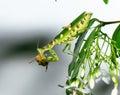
<box><xmin>111</xmin><ymin>24</ymin><xmax>120</xmax><ymax>57</ymax></box>
<box><xmin>68</xmin><ymin>31</ymin><xmax>86</xmax><ymax>76</ymax></box>
<box><xmin>103</xmin><ymin>0</ymin><xmax>109</xmax><ymax>4</ymax></box>
<box><xmin>68</xmin><ymin>18</ymin><xmax>97</xmax><ymax>76</ymax></box>
<box><xmin>71</xmin><ymin>27</ymin><xmax>100</xmax><ymax>79</ymax></box>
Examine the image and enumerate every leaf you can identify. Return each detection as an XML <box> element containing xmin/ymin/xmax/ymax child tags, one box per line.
<box><xmin>68</xmin><ymin>31</ymin><xmax>87</xmax><ymax>76</ymax></box>
<box><xmin>103</xmin><ymin>0</ymin><xmax>109</xmax><ymax>4</ymax></box>
<box><xmin>68</xmin><ymin>18</ymin><xmax>97</xmax><ymax>76</ymax></box>
<box><xmin>111</xmin><ymin>24</ymin><xmax>120</xmax><ymax>57</ymax></box>
<box><xmin>71</xmin><ymin>27</ymin><xmax>100</xmax><ymax>79</ymax></box>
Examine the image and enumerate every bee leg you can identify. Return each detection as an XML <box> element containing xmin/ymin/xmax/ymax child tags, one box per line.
<box><xmin>45</xmin><ymin>65</ymin><xmax>48</xmax><ymax>72</ymax></box>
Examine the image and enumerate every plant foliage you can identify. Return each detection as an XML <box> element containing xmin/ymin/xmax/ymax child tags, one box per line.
<box><xmin>103</xmin><ymin>0</ymin><xmax>109</xmax><ymax>4</ymax></box>
<box><xmin>61</xmin><ymin>18</ymin><xmax>120</xmax><ymax>95</ymax></box>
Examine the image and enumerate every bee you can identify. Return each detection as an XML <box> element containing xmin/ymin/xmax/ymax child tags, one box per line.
<box><xmin>35</xmin><ymin>55</ymin><xmax>48</xmax><ymax>70</ymax></box>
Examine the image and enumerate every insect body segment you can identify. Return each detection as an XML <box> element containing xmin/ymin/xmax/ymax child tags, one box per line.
<box><xmin>54</xmin><ymin>12</ymin><xmax>92</xmax><ymax>44</ymax></box>
<box><xmin>36</xmin><ymin>11</ymin><xmax>92</xmax><ymax>67</ymax></box>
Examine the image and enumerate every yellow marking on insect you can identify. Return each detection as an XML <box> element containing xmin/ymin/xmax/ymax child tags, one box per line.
<box><xmin>67</xmin><ymin>24</ymin><xmax>72</xmax><ymax>30</ymax></box>
<box><xmin>60</xmin><ymin>34</ymin><xmax>64</xmax><ymax>38</ymax></box>
<box><xmin>73</xmin><ymin>27</ymin><xmax>78</xmax><ymax>33</ymax></box>
<box><xmin>51</xmin><ymin>39</ymin><xmax>56</xmax><ymax>45</ymax></box>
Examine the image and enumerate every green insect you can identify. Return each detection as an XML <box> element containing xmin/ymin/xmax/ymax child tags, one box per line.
<box><xmin>35</xmin><ymin>11</ymin><xmax>92</xmax><ymax>69</ymax></box>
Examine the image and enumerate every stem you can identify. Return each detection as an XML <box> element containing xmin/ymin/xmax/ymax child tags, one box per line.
<box><xmin>91</xmin><ymin>18</ymin><xmax>120</xmax><ymax>26</ymax></box>
<box><xmin>101</xmin><ymin>20</ymin><xmax>120</xmax><ymax>26</ymax></box>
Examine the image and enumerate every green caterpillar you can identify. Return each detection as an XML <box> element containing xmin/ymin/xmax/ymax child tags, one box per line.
<box><xmin>35</xmin><ymin>11</ymin><xmax>92</xmax><ymax>69</ymax></box>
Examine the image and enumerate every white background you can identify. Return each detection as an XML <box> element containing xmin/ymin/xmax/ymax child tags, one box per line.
<box><xmin>0</xmin><ymin>0</ymin><xmax>120</xmax><ymax>95</ymax></box>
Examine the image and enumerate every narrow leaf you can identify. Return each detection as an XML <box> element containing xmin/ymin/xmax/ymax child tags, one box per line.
<box><xmin>68</xmin><ymin>31</ymin><xmax>87</xmax><ymax>76</ymax></box>
<box><xmin>111</xmin><ymin>24</ymin><xmax>120</xmax><ymax>57</ymax></box>
<box><xmin>71</xmin><ymin>27</ymin><xmax>100</xmax><ymax>79</ymax></box>
<box><xmin>68</xmin><ymin>18</ymin><xmax>97</xmax><ymax>76</ymax></box>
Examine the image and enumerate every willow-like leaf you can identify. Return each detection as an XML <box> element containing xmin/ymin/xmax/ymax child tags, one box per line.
<box><xmin>111</xmin><ymin>24</ymin><xmax>120</xmax><ymax>58</ymax></box>
<box><xmin>68</xmin><ymin>18</ymin><xmax>98</xmax><ymax>76</ymax></box>
<box><xmin>71</xmin><ymin>27</ymin><xmax>100</xmax><ymax>79</ymax></box>
<box><xmin>68</xmin><ymin>31</ymin><xmax>87</xmax><ymax>76</ymax></box>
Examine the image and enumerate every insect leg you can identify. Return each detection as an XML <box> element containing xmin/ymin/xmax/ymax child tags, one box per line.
<box><xmin>62</xmin><ymin>42</ymin><xmax>73</xmax><ymax>55</ymax></box>
<box><xmin>45</xmin><ymin>49</ymin><xmax>59</xmax><ymax>62</ymax></box>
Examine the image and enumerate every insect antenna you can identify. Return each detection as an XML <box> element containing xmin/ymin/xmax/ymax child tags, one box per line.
<box><xmin>37</xmin><ymin>40</ymin><xmax>40</xmax><ymax>49</ymax></box>
<box><xmin>29</xmin><ymin>40</ymin><xmax>40</xmax><ymax>64</ymax></box>
<box><xmin>29</xmin><ymin>56</ymin><xmax>36</xmax><ymax>64</ymax></box>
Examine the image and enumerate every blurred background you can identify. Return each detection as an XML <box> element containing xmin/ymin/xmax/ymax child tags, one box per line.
<box><xmin>0</xmin><ymin>0</ymin><xmax>120</xmax><ymax>95</ymax></box>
